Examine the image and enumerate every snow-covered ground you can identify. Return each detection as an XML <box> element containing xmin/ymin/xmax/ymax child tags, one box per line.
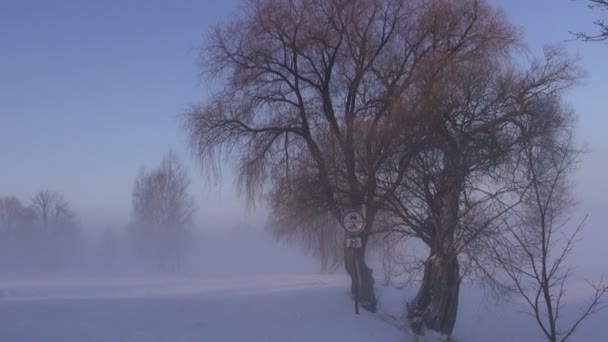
<box><xmin>2</xmin><ymin>274</ymin><xmax>606</xmax><ymax>342</ymax></box>
<box><xmin>0</xmin><ymin>274</ymin><xmax>406</xmax><ymax>342</ymax></box>
<box><xmin>0</xmin><ymin>230</ymin><xmax>605</xmax><ymax>342</ymax></box>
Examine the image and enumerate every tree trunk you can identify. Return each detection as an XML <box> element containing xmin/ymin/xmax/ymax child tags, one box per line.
<box><xmin>408</xmin><ymin>249</ymin><xmax>460</xmax><ymax>337</ymax></box>
<box><xmin>344</xmin><ymin>234</ymin><xmax>377</xmax><ymax>312</ymax></box>
<box><xmin>409</xmin><ymin>165</ymin><xmax>462</xmax><ymax>336</ymax></box>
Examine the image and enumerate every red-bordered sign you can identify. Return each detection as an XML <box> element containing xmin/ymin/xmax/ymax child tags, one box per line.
<box><xmin>341</xmin><ymin>209</ymin><xmax>365</xmax><ymax>234</ymax></box>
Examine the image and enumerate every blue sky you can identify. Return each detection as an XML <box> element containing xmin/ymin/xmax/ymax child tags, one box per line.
<box><xmin>0</xmin><ymin>0</ymin><xmax>247</xmax><ymax>228</ymax></box>
<box><xmin>1</xmin><ymin>0</ymin><xmax>607</xmax><ymax>240</ymax></box>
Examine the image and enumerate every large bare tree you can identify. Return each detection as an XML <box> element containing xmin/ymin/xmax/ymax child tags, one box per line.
<box><xmin>185</xmin><ymin>0</ymin><xmax>519</xmax><ymax>312</ymax></box>
<box><xmin>375</xmin><ymin>44</ymin><xmax>580</xmax><ymax>335</ymax></box>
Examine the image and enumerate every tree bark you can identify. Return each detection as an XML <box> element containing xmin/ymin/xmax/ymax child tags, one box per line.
<box><xmin>408</xmin><ymin>250</ymin><xmax>460</xmax><ymax>336</ymax></box>
<box><xmin>409</xmin><ymin>165</ymin><xmax>462</xmax><ymax>336</ymax></box>
<box><xmin>344</xmin><ymin>234</ymin><xmax>377</xmax><ymax>312</ymax></box>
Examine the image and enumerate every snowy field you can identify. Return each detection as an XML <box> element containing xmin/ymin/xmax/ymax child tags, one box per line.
<box><xmin>1</xmin><ymin>274</ymin><xmax>605</xmax><ymax>342</ymax></box>
<box><xmin>0</xmin><ymin>231</ymin><xmax>605</xmax><ymax>342</ymax></box>
<box><xmin>0</xmin><ymin>274</ymin><xmax>406</xmax><ymax>342</ymax></box>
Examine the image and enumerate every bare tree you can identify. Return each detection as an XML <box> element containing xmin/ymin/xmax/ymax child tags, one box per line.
<box><xmin>29</xmin><ymin>190</ymin><xmax>80</xmax><ymax>270</ymax></box>
<box><xmin>374</xmin><ymin>44</ymin><xmax>580</xmax><ymax>336</ymax></box>
<box><xmin>574</xmin><ymin>0</ymin><xmax>608</xmax><ymax>41</ymax></box>
<box><xmin>493</xmin><ymin>100</ymin><xmax>607</xmax><ymax>342</ymax></box>
<box><xmin>0</xmin><ymin>196</ymin><xmax>34</xmax><ymax>233</ymax></box>
<box><xmin>31</xmin><ymin>190</ymin><xmax>76</xmax><ymax>231</ymax></box>
<box><xmin>0</xmin><ymin>196</ymin><xmax>36</xmax><ymax>270</ymax></box>
<box><xmin>184</xmin><ymin>0</ymin><xmax>523</xmax><ymax>312</ymax></box>
<box><xmin>130</xmin><ymin>152</ymin><xmax>195</xmax><ymax>271</ymax></box>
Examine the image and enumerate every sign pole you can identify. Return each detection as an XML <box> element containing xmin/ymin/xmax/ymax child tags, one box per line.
<box><xmin>354</xmin><ymin>257</ymin><xmax>360</xmax><ymax>315</ymax></box>
<box><xmin>341</xmin><ymin>209</ymin><xmax>366</xmax><ymax>315</ymax></box>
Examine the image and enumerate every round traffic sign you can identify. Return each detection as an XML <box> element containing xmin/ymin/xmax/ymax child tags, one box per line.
<box><xmin>341</xmin><ymin>210</ymin><xmax>365</xmax><ymax>234</ymax></box>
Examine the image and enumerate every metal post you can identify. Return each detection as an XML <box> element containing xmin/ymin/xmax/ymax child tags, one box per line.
<box><xmin>354</xmin><ymin>259</ymin><xmax>360</xmax><ymax>315</ymax></box>
<box><xmin>341</xmin><ymin>210</ymin><xmax>365</xmax><ymax>316</ymax></box>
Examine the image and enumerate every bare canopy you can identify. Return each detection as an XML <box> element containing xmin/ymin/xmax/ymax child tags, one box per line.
<box><xmin>184</xmin><ymin>0</ymin><xmax>527</xmax><ymax>313</ymax></box>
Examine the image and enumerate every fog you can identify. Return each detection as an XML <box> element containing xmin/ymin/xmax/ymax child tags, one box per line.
<box><xmin>2</xmin><ymin>0</ymin><xmax>608</xmax><ymax>341</ymax></box>
<box><xmin>1</xmin><ymin>206</ymin><xmax>606</xmax><ymax>342</ymax></box>
<box><xmin>0</xmin><ymin>217</ymin><xmax>314</xmax><ymax>279</ymax></box>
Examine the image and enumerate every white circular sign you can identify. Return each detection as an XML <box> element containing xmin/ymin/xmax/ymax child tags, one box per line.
<box><xmin>341</xmin><ymin>210</ymin><xmax>365</xmax><ymax>234</ymax></box>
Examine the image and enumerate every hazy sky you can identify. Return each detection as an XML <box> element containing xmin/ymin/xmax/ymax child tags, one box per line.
<box><xmin>1</xmin><ymin>0</ymin><xmax>607</xmax><ymax>239</ymax></box>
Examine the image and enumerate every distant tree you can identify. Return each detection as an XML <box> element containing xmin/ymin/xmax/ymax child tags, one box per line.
<box><xmin>493</xmin><ymin>102</ymin><xmax>607</xmax><ymax>342</ymax></box>
<box><xmin>574</xmin><ymin>0</ymin><xmax>608</xmax><ymax>41</ymax></box>
<box><xmin>31</xmin><ymin>190</ymin><xmax>77</xmax><ymax>231</ymax></box>
<box><xmin>29</xmin><ymin>190</ymin><xmax>80</xmax><ymax>270</ymax></box>
<box><xmin>0</xmin><ymin>196</ymin><xmax>35</xmax><ymax>233</ymax></box>
<box><xmin>0</xmin><ymin>196</ymin><xmax>36</xmax><ymax>270</ymax></box>
<box><xmin>373</xmin><ymin>229</ymin><xmax>404</xmax><ymax>286</ymax></box>
<box><xmin>130</xmin><ymin>152</ymin><xmax>194</xmax><ymax>271</ymax></box>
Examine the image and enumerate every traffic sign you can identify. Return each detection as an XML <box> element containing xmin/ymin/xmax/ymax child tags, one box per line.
<box><xmin>346</xmin><ymin>237</ymin><xmax>362</xmax><ymax>249</ymax></box>
<box><xmin>341</xmin><ymin>209</ymin><xmax>365</xmax><ymax>234</ymax></box>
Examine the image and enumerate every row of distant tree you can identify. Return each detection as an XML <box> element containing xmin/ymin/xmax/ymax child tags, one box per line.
<box><xmin>0</xmin><ymin>152</ymin><xmax>195</xmax><ymax>273</ymax></box>
<box><xmin>0</xmin><ymin>190</ymin><xmax>80</xmax><ymax>271</ymax></box>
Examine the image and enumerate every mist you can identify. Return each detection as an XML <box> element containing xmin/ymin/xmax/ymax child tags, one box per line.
<box><xmin>2</xmin><ymin>0</ymin><xmax>608</xmax><ymax>341</ymax></box>
<box><xmin>0</xmin><ymin>217</ymin><xmax>317</xmax><ymax>279</ymax></box>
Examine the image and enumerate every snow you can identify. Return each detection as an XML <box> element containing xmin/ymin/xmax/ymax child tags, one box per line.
<box><xmin>0</xmin><ymin>275</ymin><xmax>405</xmax><ymax>342</ymax></box>
<box><xmin>1</xmin><ymin>275</ymin><xmax>606</xmax><ymax>342</ymax></box>
<box><xmin>452</xmin><ymin>283</ymin><xmax>608</xmax><ymax>342</ymax></box>
<box><xmin>0</xmin><ymin>231</ymin><xmax>408</xmax><ymax>342</ymax></box>
<box><xmin>0</xmin><ymin>229</ymin><xmax>605</xmax><ymax>342</ymax></box>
